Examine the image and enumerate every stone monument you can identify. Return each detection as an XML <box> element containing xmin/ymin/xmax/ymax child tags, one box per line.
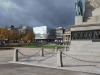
<box><xmin>75</xmin><ymin>0</ymin><xmax>85</xmax><ymax>25</ymax></box>
<box><xmin>83</xmin><ymin>0</ymin><xmax>100</xmax><ymax>24</ymax></box>
<box><xmin>69</xmin><ymin>0</ymin><xmax>100</xmax><ymax>56</ymax></box>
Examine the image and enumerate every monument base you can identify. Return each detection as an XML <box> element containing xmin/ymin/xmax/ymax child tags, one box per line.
<box><xmin>69</xmin><ymin>23</ymin><xmax>100</xmax><ymax>56</ymax></box>
<box><xmin>75</xmin><ymin>16</ymin><xmax>83</xmax><ymax>25</ymax></box>
<box><xmin>68</xmin><ymin>40</ymin><xmax>100</xmax><ymax>56</ymax></box>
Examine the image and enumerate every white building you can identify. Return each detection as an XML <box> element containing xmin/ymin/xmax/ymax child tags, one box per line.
<box><xmin>33</xmin><ymin>26</ymin><xmax>56</xmax><ymax>43</ymax></box>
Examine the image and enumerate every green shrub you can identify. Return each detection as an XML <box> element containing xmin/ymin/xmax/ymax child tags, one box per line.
<box><xmin>67</xmin><ymin>43</ymin><xmax>70</xmax><ymax>45</ymax></box>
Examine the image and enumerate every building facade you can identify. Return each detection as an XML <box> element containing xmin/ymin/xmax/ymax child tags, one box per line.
<box><xmin>63</xmin><ymin>28</ymin><xmax>71</xmax><ymax>43</ymax></box>
<box><xmin>7</xmin><ymin>25</ymin><xmax>33</xmax><ymax>42</ymax></box>
<box><xmin>56</xmin><ymin>27</ymin><xmax>65</xmax><ymax>42</ymax></box>
<box><xmin>7</xmin><ymin>25</ymin><xmax>33</xmax><ymax>34</ymax></box>
<box><xmin>8</xmin><ymin>25</ymin><xmax>19</xmax><ymax>32</ymax></box>
<box><xmin>33</xmin><ymin>26</ymin><xmax>56</xmax><ymax>43</ymax></box>
<box><xmin>18</xmin><ymin>26</ymin><xmax>33</xmax><ymax>33</ymax></box>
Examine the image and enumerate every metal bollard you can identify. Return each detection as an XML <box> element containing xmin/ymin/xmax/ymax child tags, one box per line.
<box><xmin>13</xmin><ymin>49</ymin><xmax>18</xmax><ymax>62</ymax></box>
<box><xmin>55</xmin><ymin>47</ymin><xmax>57</xmax><ymax>53</ymax></box>
<box><xmin>57</xmin><ymin>51</ymin><xmax>63</xmax><ymax>67</ymax></box>
<box><xmin>40</xmin><ymin>47</ymin><xmax>44</xmax><ymax>57</ymax></box>
<box><xmin>65</xmin><ymin>45</ymin><xmax>67</xmax><ymax>51</ymax></box>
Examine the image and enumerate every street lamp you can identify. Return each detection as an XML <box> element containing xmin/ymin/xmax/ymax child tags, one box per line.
<box><xmin>41</xmin><ymin>34</ymin><xmax>43</xmax><ymax>43</ymax></box>
<box><xmin>22</xmin><ymin>32</ymin><xmax>23</xmax><ymax>44</ymax></box>
<box><xmin>19</xmin><ymin>31</ymin><xmax>23</xmax><ymax>44</ymax></box>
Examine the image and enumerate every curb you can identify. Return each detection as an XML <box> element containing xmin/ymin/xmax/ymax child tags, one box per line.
<box><xmin>8</xmin><ymin>61</ymin><xmax>100</xmax><ymax>74</ymax></box>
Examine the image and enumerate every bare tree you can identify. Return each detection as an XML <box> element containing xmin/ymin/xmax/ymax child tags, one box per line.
<box><xmin>18</xmin><ymin>24</ymin><xmax>24</xmax><ymax>29</ymax></box>
<box><xmin>5</xmin><ymin>25</ymin><xmax>9</xmax><ymax>29</ymax></box>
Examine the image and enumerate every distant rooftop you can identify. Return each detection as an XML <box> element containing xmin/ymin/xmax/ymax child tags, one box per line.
<box><xmin>65</xmin><ymin>28</ymin><xmax>70</xmax><ymax>31</ymax></box>
<box><xmin>58</xmin><ymin>27</ymin><xmax>62</xmax><ymax>28</ymax></box>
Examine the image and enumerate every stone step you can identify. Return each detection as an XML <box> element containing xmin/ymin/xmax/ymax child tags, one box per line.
<box><xmin>92</xmin><ymin>7</ymin><xmax>100</xmax><ymax>16</ymax></box>
<box><xmin>66</xmin><ymin>51</ymin><xmax>100</xmax><ymax>56</ymax></box>
<box><xmin>64</xmin><ymin>53</ymin><xmax>100</xmax><ymax>62</ymax></box>
<box><xmin>83</xmin><ymin>22</ymin><xmax>91</xmax><ymax>25</ymax></box>
<box><xmin>83</xmin><ymin>21</ymin><xmax>100</xmax><ymax>25</ymax></box>
<box><xmin>83</xmin><ymin>15</ymin><xmax>100</xmax><ymax>25</ymax></box>
<box><xmin>70</xmin><ymin>47</ymin><xmax>100</xmax><ymax>53</ymax></box>
<box><xmin>87</xmin><ymin>16</ymin><xmax>100</xmax><ymax>22</ymax></box>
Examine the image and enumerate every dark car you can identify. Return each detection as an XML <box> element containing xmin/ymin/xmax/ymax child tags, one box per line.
<box><xmin>33</xmin><ymin>42</ymin><xmax>37</xmax><ymax>43</ymax></box>
<box><xmin>60</xmin><ymin>43</ymin><xmax>63</xmax><ymax>45</ymax></box>
<box><xmin>56</xmin><ymin>42</ymin><xmax>60</xmax><ymax>45</ymax></box>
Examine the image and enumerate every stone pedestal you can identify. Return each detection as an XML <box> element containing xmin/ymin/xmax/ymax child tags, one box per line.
<box><xmin>83</xmin><ymin>0</ymin><xmax>100</xmax><ymax>25</ymax></box>
<box><xmin>57</xmin><ymin>51</ymin><xmax>63</xmax><ymax>67</ymax></box>
<box><xmin>55</xmin><ymin>47</ymin><xmax>57</xmax><ymax>53</ymax></box>
<box><xmin>40</xmin><ymin>47</ymin><xmax>44</xmax><ymax>57</ymax></box>
<box><xmin>69</xmin><ymin>23</ymin><xmax>100</xmax><ymax>56</ymax></box>
<box><xmin>65</xmin><ymin>45</ymin><xmax>67</xmax><ymax>51</ymax></box>
<box><xmin>13</xmin><ymin>49</ymin><xmax>18</xmax><ymax>62</ymax></box>
<box><xmin>75</xmin><ymin>16</ymin><xmax>83</xmax><ymax>25</ymax></box>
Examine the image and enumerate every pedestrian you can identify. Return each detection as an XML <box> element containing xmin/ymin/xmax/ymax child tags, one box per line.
<box><xmin>0</xmin><ymin>40</ymin><xmax>1</xmax><ymax>47</ymax></box>
<box><xmin>27</xmin><ymin>41</ymin><xmax>30</xmax><ymax>46</ymax></box>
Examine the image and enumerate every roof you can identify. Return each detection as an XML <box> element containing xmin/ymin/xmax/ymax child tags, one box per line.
<box><xmin>65</xmin><ymin>28</ymin><xmax>70</xmax><ymax>31</ymax></box>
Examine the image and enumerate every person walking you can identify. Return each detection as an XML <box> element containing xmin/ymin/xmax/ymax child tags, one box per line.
<box><xmin>27</xmin><ymin>40</ymin><xmax>30</xmax><ymax>46</ymax></box>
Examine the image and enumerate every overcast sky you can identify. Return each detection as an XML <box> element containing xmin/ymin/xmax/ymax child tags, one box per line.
<box><xmin>0</xmin><ymin>0</ymin><xmax>85</xmax><ymax>29</ymax></box>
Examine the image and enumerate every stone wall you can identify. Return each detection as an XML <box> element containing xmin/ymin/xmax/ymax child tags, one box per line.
<box><xmin>86</xmin><ymin>0</ymin><xmax>100</xmax><ymax>8</ymax></box>
<box><xmin>83</xmin><ymin>0</ymin><xmax>100</xmax><ymax>24</ymax></box>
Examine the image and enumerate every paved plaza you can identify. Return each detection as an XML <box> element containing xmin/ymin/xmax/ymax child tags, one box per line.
<box><xmin>0</xmin><ymin>47</ymin><xmax>100</xmax><ymax>75</ymax></box>
<box><xmin>0</xmin><ymin>63</ymin><xmax>98</xmax><ymax>75</ymax></box>
<box><xmin>0</xmin><ymin>47</ymin><xmax>99</xmax><ymax>74</ymax></box>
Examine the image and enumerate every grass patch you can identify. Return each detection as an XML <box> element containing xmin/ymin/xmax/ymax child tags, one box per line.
<box><xmin>24</xmin><ymin>45</ymin><xmax>64</xmax><ymax>49</ymax></box>
<box><xmin>51</xmin><ymin>43</ymin><xmax>56</xmax><ymax>44</ymax></box>
<box><xmin>2</xmin><ymin>43</ymin><xmax>65</xmax><ymax>49</ymax></box>
<box><xmin>3</xmin><ymin>43</ymin><xmax>43</xmax><ymax>47</ymax></box>
<box><xmin>0</xmin><ymin>47</ymin><xmax>14</xmax><ymax>50</ymax></box>
<box><xmin>67</xmin><ymin>43</ymin><xmax>70</xmax><ymax>45</ymax></box>
<box><xmin>64</xmin><ymin>43</ymin><xmax>70</xmax><ymax>45</ymax></box>
<box><xmin>4</xmin><ymin>43</ymin><xmax>21</xmax><ymax>47</ymax></box>
<box><xmin>21</xmin><ymin>43</ymin><xmax>43</xmax><ymax>47</ymax></box>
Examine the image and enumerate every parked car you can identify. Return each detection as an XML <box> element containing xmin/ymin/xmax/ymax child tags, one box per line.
<box><xmin>56</xmin><ymin>42</ymin><xmax>60</xmax><ymax>45</ymax></box>
<box><xmin>59</xmin><ymin>42</ymin><xmax>63</xmax><ymax>45</ymax></box>
<box><xmin>32</xmin><ymin>42</ymin><xmax>37</xmax><ymax>43</ymax></box>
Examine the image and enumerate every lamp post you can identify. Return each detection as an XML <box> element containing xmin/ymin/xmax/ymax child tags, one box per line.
<box><xmin>41</xmin><ymin>34</ymin><xmax>43</xmax><ymax>43</ymax></box>
<box><xmin>19</xmin><ymin>34</ymin><xmax>21</xmax><ymax>44</ymax></box>
<box><xmin>22</xmin><ymin>32</ymin><xmax>23</xmax><ymax>44</ymax></box>
<box><xmin>19</xmin><ymin>32</ymin><xmax>23</xmax><ymax>44</ymax></box>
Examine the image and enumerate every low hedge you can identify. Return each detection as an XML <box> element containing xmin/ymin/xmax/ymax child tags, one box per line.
<box><xmin>0</xmin><ymin>47</ymin><xmax>14</xmax><ymax>50</ymax></box>
<box><xmin>3</xmin><ymin>43</ymin><xmax>44</xmax><ymax>47</ymax></box>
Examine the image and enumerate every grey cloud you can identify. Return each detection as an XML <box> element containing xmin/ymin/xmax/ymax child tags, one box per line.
<box><xmin>0</xmin><ymin>0</ymin><xmax>85</xmax><ymax>28</ymax></box>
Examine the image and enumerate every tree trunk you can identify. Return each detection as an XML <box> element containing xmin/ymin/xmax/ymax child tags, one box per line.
<box><xmin>8</xmin><ymin>39</ymin><xmax>9</xmax><ymax>46</ymax></box>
